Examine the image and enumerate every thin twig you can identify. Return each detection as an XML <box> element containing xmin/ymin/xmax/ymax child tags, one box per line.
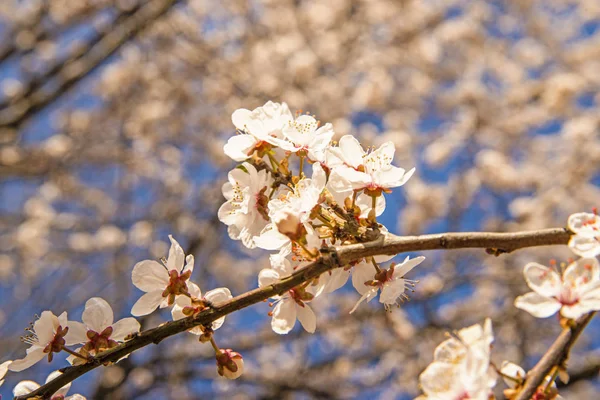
<box><xmin>14</xmin><ymin>227</ymin><xmax>571</xmax><ymax>399</ymax></box>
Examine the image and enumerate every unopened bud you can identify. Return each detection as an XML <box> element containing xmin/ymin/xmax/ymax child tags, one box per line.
<box><xmin>216</xmin><ymin>349</ymin><xmax>244</xmax><ymax>379</ymax></box>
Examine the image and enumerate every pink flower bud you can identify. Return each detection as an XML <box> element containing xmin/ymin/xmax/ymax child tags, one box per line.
<box><xmin>216</xmin><ymin>349</ymin><xmax>244</xmax><ymax>380</ymax></box>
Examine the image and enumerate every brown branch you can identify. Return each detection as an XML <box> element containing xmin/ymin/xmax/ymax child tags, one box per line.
<box><xmin>14</xmin><ymin>227</ymin><xmax>571</xmax><ymax>399</ymax></box>
<box><xmin>515</xmin><ymin>312</ymin><xmax>596</xmax><ymax>400</ymax></box>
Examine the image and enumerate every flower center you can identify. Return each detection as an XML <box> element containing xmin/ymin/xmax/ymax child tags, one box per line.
<box><xmin>84</xmin><ymin>326</ymin><xmax>118</xmax><ymax>354</ymax></box>
<box><xmin>162</xmin><ymin>269</ymin><xmax>192</xmax><ymax>305</ymax></box>
<box><xmin>288</xmin><ymin>286</ymin><xmax>314</xmax><ymax>307</ymax></box>
<box><xmin>42</xmin><ymin>324</ymin><xmax>69</xmax><ymax>362</ymax></box>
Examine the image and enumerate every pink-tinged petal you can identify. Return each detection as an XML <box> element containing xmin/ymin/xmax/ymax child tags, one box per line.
<box><xmin>522</xmin><ymin>262</ymin><xmax>562</xmax><ymax>297</ymax></box>
<box><xmin>13</xmin><ymin>379</ymin><xmax>41</xmax><ymax>396</ymax></box>
<box><xmin>338</xmin><ymin>135</ymin><xmax>365</xmax><ymax>168</ymax></box>
<box><xmin>9</xmin><ymin>346</ymin><xmax>46</xmax><ymax>372</ymax></box>
<box><xmin>258</xmin><ymin>268</ymin><xmax>281</xmax><ymax>288</ymax></box>
<box><xmin>187</xmin><ymin>281</ymin><xmax>202</xmax><ymax>298</ymax></box>
<box><xmin>166</xmin><ymin>235</ymin><xmax>185</xmax><ymax>273</ymax></box>
<box><xmin>204</xmin><ymin>288</ymin><xmax>233</xmax><ymax>304</ymax></box>
<box><xmin>349</xmin><ymin>288</ymin><xmax>378</xmax><ymax>314</ymax></box>
<box><xmin>271</xmin><ymin>299</ymin><xmax>297</xmax><ymax>334</ymax></box>
<box><xmin>131</xmin><ymin>290</ymin><xmax>164</xmax><ymax>317</ymax></box>
<box><xmin>568</xmin><ymin>235</ymin><xmax>600</xmax><ymax>258</ymax></box>
<box><xmin>45</xmin><ymin>371</ymin><xmax>71</xmax><ymax>396</ymax></box>
<box><xmin>296</xmin><ymin>304</ymin><xmax>316</xmax><ymax>333</ymax></box>
<box><xmin>352</xmin><ymin>261</ymin><xmax>375</xmax><ymax>295</ymax></box>
<box><xmin>34</xmin><ymin>311</ymin><xmax>58</xmax><ymax>344</ymax></box>
<box><xmin>563</xmin><ymin>257</ymin><xmax>600</xmax><ymax>289</ymax></box>
<box><xmin>183</xmin><ymin>254</ymin><xmax>194</xmax><ymax>275</ymax></box>
<box><xmin>514</xmin><ymin>292</ymin><xmax>561</xmax><ymax>318</ymax></box>
<box><xmin>500</xmin><ymin>361</ymin><xmax>526</xmax><ymax>389</ymax></box>
<box><xmin>231</xmin><ymin>108</ymin><xmax>252</xmax><ymax>130</ymax></box>
<box><xmin>394</xmin><ymin>256</ymin><xmax>426</xmax><ymax>277</ymax></box>
<box><xmin>560</xmin><ymin>303</ymin><xmax>591</xmax><ymax>320</ymax></box>
<box><xmin>223</xmin><ymin>134</ymin><xmax>258</xmax><ymax>162</ymax></box>
<box><xmin>380</xmin><ymin>279</ymin><xmax>406</xmax><ymax>305</ymax></box>
<box><xmin>65</xmin><ymin>321</ymin><xmax>88</xmax><ymax>345</ymax></box>
<box><xmin>82</xmin><ymin>297</ymin><xmax>114</xmax><ymax>333</ymax></box>
<box><xmin>131</xmin><ymin>260</ymin><xmax>169</xmax><ymax>292</ymax></box>
<box><xmin>110</xmin><ymin>318</ymin><xmax>141</xmax><ymax>342</ymax></box>
<box><xmin>567</xmin><ymin>212</ymin><xmax>598</xmax><ymax>235</ymax></box>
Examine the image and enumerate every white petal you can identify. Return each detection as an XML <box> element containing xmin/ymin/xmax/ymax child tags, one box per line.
<box><xmin>131</xmin><ymin>290</ymin><xmax>164</xmax><ymax>316</ymax></box>
<box><xmin>296</xmin><ymin>304</ymin><xmax>316</xmax><ymax>333</ymax></box>
<box><xmin>34</xmin><ymin>310</ymin><xmax>58</xmax><ymax>344</ymax></box>
<box><xmin>271</xmin><ymin>299</ymin><xmax>297</xmax><ymax>334</ymax></box>
<box><xmin>8</xmin><ymin>347</ymin><xmax>46</xmax><ymax>372</ymax></box>
<box><xmin>560</xmin><ymin>303</ymin><xmax>590</xmax><ymax>320</ymax></box>
<box><xmin>349</xmin><ymin>288</ymin><xmax>378</xmax><ymax>314</ymax></box>
<box><xmin>393</xmin><ymin>255</ymin><xmax>425</xmax><ymax>277</ymax></box>
<box><xmin>523</xmin><ymin>262</ymin><xmax>562</xmax><ymax>297</ymax></box>
<box><xmin>500</xmin><ymin>361</ymin><xmax>526</xmax><ymax>389</ymax></box>
<box><xmin>419</xmin><ymin>361</ymin><xmax>460</xmax><ymax>397</ymax></box>
<box><xmin>224</xmin><ymin>134</ymin><xmax>257</xmax><ymax>162</ymax></box>
<box><xmin>131</xmin><ymin>260</ymin><xmax>169</xmax><ymax>292</ymax></box>
<box><xmin>568</xmin><ymin>235</ymin><xmax>600</xmax><ymax>258</ymax></box>
<box><xmin>231</xmin><ymin>108</ymin><xmax>252</xmax><ymax>130</ymax></box>
<box><xmin>65</xmin><ymin>321</ymin><xmax>88</xmax><ymax>345</ymax></box>
<box><xmin>567</xmin><ymin>212</ymin><xmax>598</xmax><ymax>234</ymax></box>
<box><xmin>187</xmin><ymin>281</ymin><xmax>202</xmax><ymax>298</ymax></box>
<box><xmin>66</xmin><ymin>395</ymin><xmax>87</xmax><ymax>400</ymax></box>
<box><xmin>352</xmin><ymin>261</ymin><xmax>375</xmax><ymax>295</ymax></box>
<box><xmin>322</xmin><ymin>268</ymin><xmax>350</xmax><ymax>294</ymax></box>
<box><xmin>514</xmin><ymin>292</ymin><xmax>561</xmax><ymax>318</ymax></box>
<box><xmin>13</xmin><ymin>380</ymin><xmax>41</xmax><ymax>396</ymax></box>
<box><xmin>82</xmin><ymin>297</ymin><xmax>114</xmax><ymax>333</ymax></box>
<box><xmin>563</xmin><ymin>257</ymin><xmax>600</xmax><ymax>289</ymax></box>
<box><xmin>254</xmin><ymin>224</ymin><xmax>290</xmax><ymax>250</ymax></box>
<box><xmin>110</xmin><ymin>318</ymin><xmax>141</xmax><ymax>342</ymax></box>
<box><xmin>46</xmin><ymin>370</ymin><xmax>71</xmax><ymax>396</ymax></box>
<box><xmin>258</xmin><ymin>268</ymin><xmax>281</xmax><ymax>288</ymax></box>
<box><xmin>204</xmin><ymin>287</ymin><xmax>233</xmax><ymax>304</ymax></box>
<box><xmin>380</xmin><ymin>279</ymin><xmax>406</xmax><ymax>305</ymax></box>
<box><xmin>357</xmin><ymin>193</ymin><xmax>386</xmax><ymax>218</ymax></box>
<box><xmin>166</xmin><ymin>235</ymin><xmax>186</xmax><ymax>273</ymax></box>
<box><xmin>338</xmin><ymin>135</ymin><xmax>365</xmax><ymax>168</ymax></box>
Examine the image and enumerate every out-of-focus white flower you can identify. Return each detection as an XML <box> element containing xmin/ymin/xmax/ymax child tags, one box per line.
<box><xmin>10</xmin><ymin>311</ymin><xmax>76</xmax><ymax>372</ymax></box>
<box><xmin>568</xmin><ymin>212</ymin><xmax>600</xmax><ymax>257</ymax></box>
<box><xmin>66</xmin><ymin>298</ymin><xmax>140</xmax><ymax>357</ymax></box>
<box><xmin>327</xmin><ymin>135</ymin><xmax>415</xmax><ymax>198</ymax></box>
<box><xmin>171</xmin><ymin>286</ymin><xmax>233</xmax><ymax>334</ymax></box>
<box><xmin>0</xmin><ymin>359</ymin><xmax>11</xmax><ymax>387</ymax></box>
<box><xmin>350</xmin><ymin>256</ymin><xmax>425</xmax><ymax>313</ymax></box>
<box><xmin>13</xmin><ymin>370</ymin><xmax>86</xmax><ymax>400</ymax></box>
<box><xmin>500</xmin><ymin>361</ymin><xmax>563</xmax><ymax>399</ymax></box>
<box><xmin>417</xmin><ymin>319</ymin><xmax>496</xmax><ymax>400</ymax></box>
<box><xmin>258</xmin><ymin>255</ymin><xmax>318</xmax><ymax>334</ymax></box>
<box><xmin>131</xmin><ymin>235</ymin><xmax>199</xmax><ymax>316</ymax></box>
<box><xmin>218</xmin><ymin>162</ymin><xmax>273</xmax><ymax>248</ymax></box>
<box><xmin>277</xmin><ymin>114</ymin><xmax>335</xmax><ymax>161</ymax></box>
<box><xmin>225</xmin><ymin>101</ymin><xmax>293</xmax><ymax>161</ymax></box>
<box><xmin>514</xmin><ymin>258</ymin><xmax>600</xmax><ymax>320</ymax></box>
<box><xmin>215</xmin><ymin>349</ymin><xmax>244</xmax><ymax>379</ymax></box>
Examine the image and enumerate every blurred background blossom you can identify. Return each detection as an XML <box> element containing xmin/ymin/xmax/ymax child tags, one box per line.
<box><xmin>0</xmin><ymin>0</ymin><xmax>599</xmax><ymax>398</ymax></box>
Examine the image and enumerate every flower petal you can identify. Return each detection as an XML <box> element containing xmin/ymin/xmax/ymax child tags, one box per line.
<box><xmin>204</xmin><ymin>287</ymin><xmax>233</xmax><ymax>304</ymax></box>
<box><xmin>380</xmin><ymin>279</ymin><xmax>406</xmax><ymax>305</ymax></box>
<box><xmin>522</xmin><ymin>262</ymin><xmax>562</xmax><ymax>297</ymax></box>
<box><xmin>111</xmin><ymin>318</ymin><xmax>141</xmax><ymax>342</ymax></box>
<box><xmin>131</xmin><ymin>290</ymin><xmax>164</xmax><ymax>317</ymax></box>
<box><xmin>45</xmin><ymin>370</ymin><xmax>71</xmax><ymax>397</ymax></box>
<box><xmin>13</xmin><ymin>380</ymin><xmax>41</xmax><ymax>396</ymax></box>
<box><xmin>351</xmin><ymin>261</ymin><xmax>375</xmax><ymax>295</ymax></box>
<box><xmin>131</xmin><ymin>260</ymin><xmax>169</xmax><ymax>292</ymax></box>
<box><xmin>568</xmin><ymin>235</ymin><xmax>600</xmax><ymax>258</ymax></box>
<box><xmin>9</xmin><ymin>346</ymin><xmax>46</xmax><ymax>372</ymax></box>
<box><xmin>271</xmin><ymin>299</ymin><xmax>297</xmax><ymax>334</ymax></box>
<box><xmin>258</xmin><ymin>268</ymin><xmax>281</xmax><ymax>288</ymax></box>
<box><xmin>563</xmin><ymin>257</ymin><xmax>600</xmax><ymax>289</ymax></box>
<box><xmin>166</xmin><ymin>235</ymin><xmax>186</xmax><ymax>273</ymax></box>
<box><xmin>394</xmin><ymin>256</ymin><xmax>425</xmax><ymax>277</ymax></box>
<box><xmin>34</xmin><ymin>311</ymin><xmax>58</xmax><ymax>345</ymax></box>
<box><xmin>514</xmin><ymin>292</ymin><xmax>561</xmax><ymax>318</ymax></box>
<box><xmin>82</xmin><ymin>297</ymin><xmax>114</xmax><ymax>333</ymax></box>
<box><xmin>296</xmin><ymin>304</ymin><xmax>316</xmax><ymax>333</ymax></box>
<box><xmin>65</xmin><ymin>321</ymin><xmax>88</xmax><ymax>345</ymax></box>
<box><xmin>500</xmin><ymin>361</ymin><xmax>525</xmax><ymax>389</ymax></box>
<box><xmin>224</xmin><ymin>134</ymin><xmax>258</xmax><ymax>162</ymax></box>
<box><xmin>560</xmin><ymin>303</ymin><xmax>590</xmax><ymax>320</ymax></box>
<box><xmin>349</xmin><ymin>288</ymin><xmax>378</xmax><ymax>314</ymax></box>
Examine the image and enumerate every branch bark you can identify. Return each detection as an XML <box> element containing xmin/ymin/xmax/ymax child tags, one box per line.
<box><xmin>14</xmin><ymin>227</ymin><xmax>571</xmax><ymax>399</ymax></box>
<box><xmin>515</xmin><ymin>312</ymin><xmax>596</xmax><ymax>400</ymax></box>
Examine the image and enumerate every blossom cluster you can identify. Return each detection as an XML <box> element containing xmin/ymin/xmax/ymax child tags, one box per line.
<box><xmin>219</xmin><ymin>101</ymin><xmax>421</xmax><ymax>334</ymax></box>
<box><xmin>416</xmin><ymin>211</ymin><xmax>600</xmax><ymax>399</ymax></box>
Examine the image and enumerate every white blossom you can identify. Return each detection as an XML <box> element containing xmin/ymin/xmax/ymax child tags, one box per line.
<box><xmin>277</xmin><ymin>114</ymin><xmax>335</xmax><ymax>161</ymax></box>
<box><xmin>258</xmin><ymin>254</ymin><xmax>318</xmax><ymax>334</ymax></box>
<box><xmin>225</xmin><ymin>101</ymin><xmax>293</xmax><ymax>161</ymax></box>
<box><xmin>568</xmin><ymin>212</ymin><xmax>600</xmax><ymax>257</ymax></box>
<box><xmin>13</xmin><ymin>371</ymin><xmax>86</xmax><ymax>400</ymax></box>
<box><xmin>10</xmin><ymin>311</ymin><xmax>77</xmax><ymax>372</ymax></box>
<box><xmin>514</xmin><ymin>258</ymin><xmax>600</xmax><ymax>319</ymax></box>
<box><xmin>350</xmin><ymin>256</ymin><xmax>425</xmax><ymax>313</ymax></box>
<box><xmin>218</xmin><ymin>162</ymin><xmax>273</xmax><ymax>248</ymax></box>
<box><xmin>0</xmin><ymin>360</ymin><xmax>11</xmax><ymax>387</ymax></box>
<box><xmin>171</xmin><ymin>286</ymin><xmax>233</xmax><ymax>333</ymax></box>
<box><xmin>131</xmin><ymin>235</ymin><xmax>199</xmax><ymax>316</ymax></box>
<box><xmin>66</xmin><ymin>297</ymin><xmax>140</xmax><ymax>358</ymax></box>
<box><xmin>216</xmin><ymin>349</ymin><xmax>244</xmax><ymax>379</ymax></box>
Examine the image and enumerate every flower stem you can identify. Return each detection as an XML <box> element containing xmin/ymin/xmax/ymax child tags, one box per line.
<box><xmin>371</xmin><ymin>257</ymin><xmax>382</xmax><ymax>273</ymax></box>
<box><xmin>299</xmin><ymin>155</ymin><xmax>305</xmax><ymax>178</ymax></box>
<box><xmin>268</xmin><ymin>152</ymin><xmax>280</xmax><ymax>172</ymax></box>
<box><xmin>209</xmin><ymin>336</ymin><xmax>221</xmax><ymax>354</ymax></box>
<box><xmin>351</xmin><ymin>190</ymin><xmax>358</xmax><ymax>209</ymax></box>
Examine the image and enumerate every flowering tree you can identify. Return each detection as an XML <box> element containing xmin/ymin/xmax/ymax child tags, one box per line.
<box><xmin>1</xmin><ymin>1</ymin><xmax>600</xmax><ymax>399</ymax></box>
